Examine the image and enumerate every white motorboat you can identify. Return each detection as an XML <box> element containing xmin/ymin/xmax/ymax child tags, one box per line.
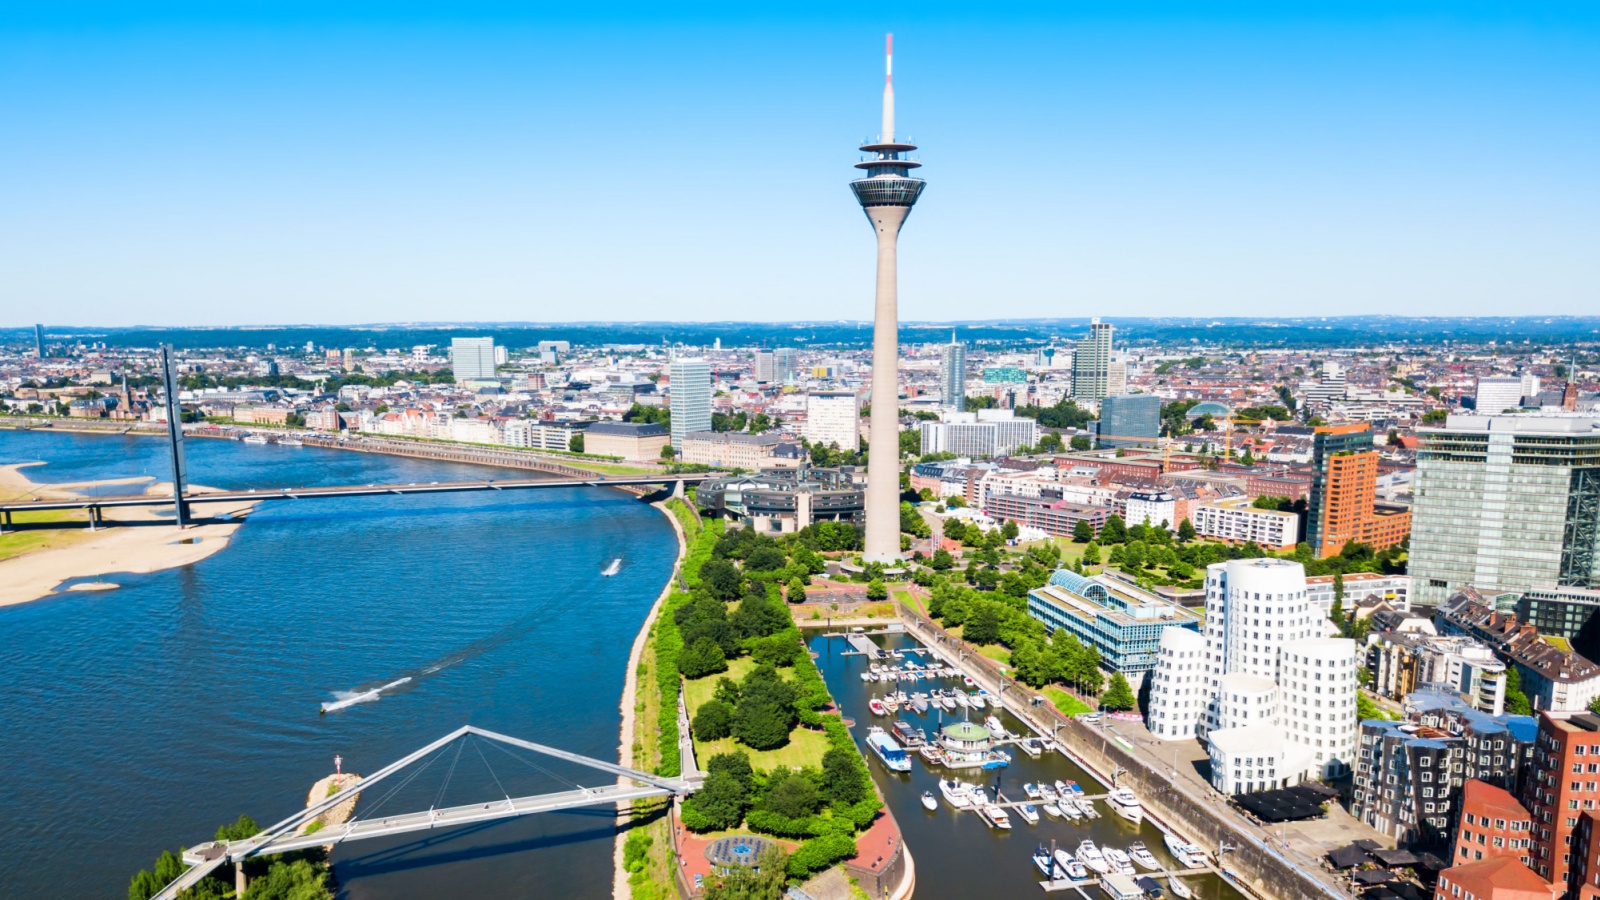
<box><xmin>938</xmin><ymin>778</ymin><xmax>970</xmax><ymax>808</ymax></box>
<box><xmin>1075</xmin><ymin>797</ymin><xmax>1098</xmax><ymax>818</ymax></box>
<box><xmin>1034</xmin><ymin>844</ymin><xmax>1058</xmax><ymax>878</ymax></box>
<box><xmin>601</xmin><ymin>558</ymin><xmax>622</xmax><ymax>576</ymax></box>
<box><xmin>868</xmin><ymin>697</ymin><xmax>887</xmax><ymax>716</ymax></box>
<box><xmin>953</xmin><ymin>690</ymin><xmax>972</xmax><ymax>709</ymax></box>
<box><xmin>1042</xmin><ymin>802</ymin><xmax>1064</xmax><ymax>818</ymax></box>
<box><xmin>1018</xmin><ymin>803</ymin><xmax>1040</xmax><ymax>825</ymax></box>
<box><xmin>1108</xmin><ymin>787</ymin><xmax>1144</xmax><ymax>823</ymax></box>
<box><xmin>1169</xmin><ymin>878</ymin><xmax>1193</xmax><ymax>899</ymax></box>
<box><xmin>860</xmin><ymin>672</ymin><xmax>876</xmax><ymax>683</ymax></box>
<box><xmin>979</xmin><ymin>803</ymin><xmax>1012</xmax><ymax>830</ymax></box>
<box><xmin>1019</xmin><ymin>737</ymin><xmax>1043</xmax><ymax>757</ymax></box>
<box><xmin>1055</xmin><ymin>848</ymin><xmax>1089</xmax><ymax>881</ymax></box>
<box><xmin>1037</xmin><ymin>783</ymin><xmax>1059</xmax><ymax>802</ymax></box>
<box><xmin>1129</xmin><ymin>842</ymin><xmax>1159</xmax><ymax>871</ymax></box>
<box><xmin>1023</xmin><ymin>782</ymin><xmax>1042</xmax><ymax>800</ymax></box>
<box><xmin>984</xmin><ymin>715</ymin><xmax>1005</xmax><ymax>735</ymax></box>
<box><xmin>1105</xmin><ymin>847</ymin><xmax>1136</xmax><ymax>875</ymax></box>
<box><xmin>1163</xmin><ymin>833</ymin><xmax>1207</xmax><ymax>869</ymax></box>
<box><xmin>1077</xmin><ymin>840</ymin><xmax>1109</xmax><ymax>874</ymax></box>
<box><xmin>921</xmin><ymin>791</ymin><xmax>938</xmax><ymax>811</ymax></box>
<box><xmin>1060</xmin><ymin>799</ymin><xmax>1084</xmax><ymax>820</ymax></box>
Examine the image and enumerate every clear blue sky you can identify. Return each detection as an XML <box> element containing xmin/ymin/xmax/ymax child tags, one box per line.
<box><xmin>2</xmin><ymin>2</ymin><xmax>1596</xmax><ymax>326</ymax></box>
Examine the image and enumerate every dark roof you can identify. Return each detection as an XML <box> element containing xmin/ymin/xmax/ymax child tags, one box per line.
<box><xmin>1329</xmin><ymin>845</ymin><xmax>1372</xmax><ymax>869</ymax></box>
<box><xmin>587</xmin><ymin>421</ymin><xmax>668</xmax><ymax>437</ymax></box>
<box><xmin>1370</xmin><ymin>849</ymin><xmax>1421</xmax><ymax>867</ymax></box>
<box><xmin>1235</xmin><ymin>784</ymin><xmax>1332</xmax><ymax>822</ymax></box>
<box><xmin>1355</xmin><ymin>870</ymin><xmax>1395</xmax><ymax>885</ymax></box>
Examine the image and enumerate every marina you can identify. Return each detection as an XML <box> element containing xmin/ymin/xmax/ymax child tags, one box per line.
<box><xmin>809</xmin><ymin>625</ymin><xmax>1247</xmax><ymax>900</ymax></box>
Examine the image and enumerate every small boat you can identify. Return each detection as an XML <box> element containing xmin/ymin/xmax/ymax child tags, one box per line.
<box><xmin>967</xmin><ymin>784</ymin><xmax>989</xmax><ymax>806</ymax></box>
<box><xmin>1077</xmin><ymin>840</ymin><xmax>1109</xmax><ymax>875</ymax></box>
<box><xmin>278</xmin><ymin>437</ymin><xmax>303</xmax><ymax>447</ymax></box>
<box><xmin>1101</xmin><ymin>874</ymin><xmax>1144</xmax><ymax>900</ymax></box>
<box><xmin>893</xmin><ymin>720</ymin><xmax>925</xmax><ymax>747</ymax></box>
<box><xmin>865</xmin><ymin>727</ymin><xmax>912</xmax><ymax>773</ymax></box>
<box><xmin>1019</xmin><ymin>737</ymin><xmax>1043</xmax><ymax>757</ymax></box>
<box><xmin>1060</xmin><ymin>799</ymin><xmax>1084</xmax><ymax>820</ymax></box>
<box><xmin>1065</xmin><ymin>780</ymin><xmax>1085</xmax><ymax>794</ymax></box>
<box><xmin>1034</xmin><ymin>844</ymin><xmax>1057</xmax><ymax>878</ymax></box>
<box><xmin>1018</xmin><ymin>803</ymin><xmax>1040</xmax><ymax>825</ymax></box>
<box><xmin>979</xmin><ymin>803</ymin><xmax>1012</xmax><ymax>830</ymax></box>
<box><xmin>868</xmin><ymin>697</ymin><xmax>887</xmax><ymax>716</ymax></box>
<box><xmin>938</xmin><ymin>778</ymin><xmax>970</xmax><ymax>808</ymax></box>
<box><xmin>919</xmin><ymin>744</ymin><xmax>947</xmax><ymax>765</ymax></box>
<box><xmin>984</xmin><ymin>715</ymin><xmax>1005</xmax><ymax>735</ymax></box>
<box><xmin>1136</xmin><ymin>875</ymin><xmax>1165</xmax><ymax>900</ymax></box>
<box><xmin>1054</xmin><ymin>780</ymin><xmax>1073</xmax><ymax>797</ymax></box>
<box><xmin>1038</xmin><ymin>783</ymin><xmax>1059</xmax><ymax>802</ymax></box>
<box><xmin>921</xmin><ymin>791</ymin><xmax>938</xmax><ymax>811</ymax></box>
<box><xmin>953</xmin><ymin>690</ymin><xmax>972</xmax><ymax>709</ymax></box>
<box><xmin>860</xmin><ymin>672</ymin><xmax>876</xmax><ymax>683</ymax></box>
<box><xmin>971</xmin><ymin>691</ymin><xmax>990</xmax><ymax>710</ymax></box>
<box><xmin>870</xmin><ymin>663</ymin><xmax>882</xmax><ymax>673</ymax></box>
<box><xmin>243</xmin><ymin>434</ymin><xmax>270</xmax><ymax>445</ymax></box>
<box><xmin>891</xmin><ymin>649</ymin><xmax>905</xmax><ymax>659</ymax></box>
<box><xmin>1169</xmin><ymin>879</ymin><xmax>1192</xmax><ymax>900</ymax></box>
<box><xmin>911</xmin><ymin>694</ymin><xmax>929</xmax><ymax>714</ymax></box>
<box><xmin>1024</xmin><ymin>782</ymin><xmax>1042</xmax><ymax>800</ymax></box>
<box><xmin>601</xmin><ymin>558</ymin><xmax>622</xmax><ymax>576</ymax></box>
<box><xmin>1164</xmin><ymin>833</ymin><xmax>1207</xmax><ymax>869</ymax></box>
<box><xmin>1055</xmin><ymin>848</ymin><xmax>1089</xmax><ymax>881</ymax></box>
<box><xmin>1129</xmin><ymin>842</ymin><xmax>1159</xmax><ymax>871</ymax></box>
<box><xmin>1108</xmin><ymin>787</ymin><xmax>1144</xmax><ymax>823</ymax></box>
<box><xmin>963</xmin><ymin>675</ymin><xmax>976</xmax><ymax>687</ymax></box>
<box><xmin>1105</xmin><ymin>846</ymin><xmax>1135</xmax><ymax>875</ymax></box>
<box><xmin>1042</xmin><ymin>802</ymin><xmax>1064</xmax><ymax>819</ymax></box>
<box><xmin>1075</xmin><ymin>797</ymin><xmax>1098</xmax><ymax>818</ymax></box>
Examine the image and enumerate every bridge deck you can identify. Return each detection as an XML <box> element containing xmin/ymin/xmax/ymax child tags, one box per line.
<box><xmin>0</xmin><ymin>473</ymin><xmax>717</xmax><ymax>514</ymax></box>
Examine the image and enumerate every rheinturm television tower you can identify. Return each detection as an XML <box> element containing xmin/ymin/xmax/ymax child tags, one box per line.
<box><xmin>851</xmin><ymin>34</ymin><xmax>925</xmax><ymax>564</ymax></box>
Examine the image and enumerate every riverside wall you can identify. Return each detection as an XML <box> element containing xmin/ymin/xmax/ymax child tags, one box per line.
<box><xmin>896</xmin><ymin>601</ymin><xmax>1340</xmax><ymax>900</ymax></box>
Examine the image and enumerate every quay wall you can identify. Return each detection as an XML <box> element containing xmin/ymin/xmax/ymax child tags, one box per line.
<box><xmin>896</xmin><ymin>601</ymin><xmax>1339</xmax><ymax>900</ymax></box>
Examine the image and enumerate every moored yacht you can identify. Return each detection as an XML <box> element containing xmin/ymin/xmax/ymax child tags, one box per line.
<box><xmin>1077</xmin><ymin>840</ymin><xmax>1109</xmax><ymax>874</ymax></box>
<box><xmin>1108</xmin><ymin>787</ymin><xmax>1143</xmax><ymax>823</ymax></box>
<box><xmin>938</xmin><ymin>778</ymin><xmax>970</xmax><ymax>808</ymax></box>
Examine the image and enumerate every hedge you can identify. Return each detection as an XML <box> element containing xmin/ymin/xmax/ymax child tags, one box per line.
<box><xmin>653</xmin><ymin>517</ymin><xmax>724</xmax><ymax>777</ymax></box>
<box><xmin>785</xmin><ymin>834</ymin><xmax>858</xmax><ymax>879</ymax></box>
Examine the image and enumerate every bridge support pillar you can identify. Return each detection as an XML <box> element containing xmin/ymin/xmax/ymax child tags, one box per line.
<box><xmin>235</xmin><ymin>862</ymin><xmax>247</xmax><ymax>895</ymax></box>
<box><xmin>671</xmin><ymin>479</ymin><xmax>685</xmax><ymax>500</ymax></box>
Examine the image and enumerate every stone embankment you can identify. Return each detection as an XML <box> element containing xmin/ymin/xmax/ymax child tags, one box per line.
<box><xmin>302</xmin><ymin>773</ymin><xmax>363</xmax><ymax>843</ymax></box>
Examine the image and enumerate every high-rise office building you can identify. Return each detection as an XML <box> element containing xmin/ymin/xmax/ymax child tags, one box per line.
<box><xmin>1071</xmin><ymin>318</ymin><xmax>1115</xmax><ymax>402</ymax></box>
<box><xmin>1308</xmin><ymin>423</ymin><xmax>1412</xmax><ymax>558</ymax></box>
<box><xmin>803</xmin><ymin>391</ymin><xmax>860</xmax><ymax>452</ymax></box>
<box><xmin>1096</xmin><ymin>394</ymin><xmax>1161</xmax><ymax>448</ymax></box>
<box><xmin>754</xmin><ymin>348</ymin><xmax>798</xmax><ymax>384</ymax></box>
<box><xmin>849</xmin><ymin>34</ymin><xmax>925</xmax><ymax>564</ymax></box>
<box><xmin>34</xmin><ymin>324</ymin><xmax>44</xmax><ymax>359</ymax></box>
<box><xmin>939</xmin><ymin>332</ymin><xmax>966</xmax><ymax>411</ymax></box>
<box><xmin>668</xmin><ymin>357</ymin><xmax>712</xmax><ymax>452</ymax></box>
<box><xmin>449</xmin><ymin>337</ymin><xmax>498</xmax><ymax>381</ymax></box>
<box><xmin>1474</xmin><ymin>377</ymin><xmax>1526</xmax><ymax>415</ymax></box>
<box><xmin>1411</xmin><ymin>415</ymin><xmax>1600</xmax><ymax>607</ymax></box>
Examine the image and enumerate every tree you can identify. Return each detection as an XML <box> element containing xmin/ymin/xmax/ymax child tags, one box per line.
<box><xmin>964</xmin><ymin>605</ymin><xmax>1002</xmax><ymax>644</ymax></box>
<box><xmin>1001</xmin><ymin>520</ymin><xmax>1020</xmax><ymax>541</ymax></box>
<box><xmin>660</xmin><ymin>444</ymin><xmax>676</xmax><ymax>460</ymax></box>
<box><xmin>899</xmin><ymin>428</ymin><xmax>921</xmax><ymax>456</ymax></box>
<box><xmin>705</xmin><ymin>844</ymin><xmax>789</xmax><ymax>900</ymax></box>
<box><xmin>930</xmin><ymin>548</ymin><xmax>954</xmax><ymax>570</ymax></box>
<box><xmin>700</xmin><ymin>558</ymin><xmax>743</xmax><ymax>601</ymax></box>
<box><xmin>693</xmin><ymin>699</ymin><xmax>734</xmax><ymax>740</ymax></box>
<box><xmin>1070</xmin><ymin>435</ymin><xmax>1092</xmax><ymax>451</ymax></box>
<box><xmin>683</xmin><ymin>753</ymin><xmax>755</xmax><ymax>832</ymax></box>
<box><xmin>761</xmin><ymin>766</ymin><xmax>823</xmax><ymax>819</ymax></box>
<box><xmin>1101</xmin><ymin>514</ymin><xmax>1127</xmax><ymax>544</ymax></box>
<box><xmin>821</xmin><ymin>747</ymin><xmax>870</xmax><ymax>805</ymax></box>
<box><xmin>568</xmin><ymin>433</ymin><xmax>584</xmax><ymax>453</ymax></box>
<box><xmin>787</xmin><ymin>576</ymin><xmax>807</xmax><ymax>603</ymax></box>
<box><xmin>1505</xmin><ymin>664</ymin><xmax>1533</xmax><ymax>716</ymax></box>
<box><xmin>1177</xmin><ymin>518</ymin><xmax>1196</xmax><ymax>543</ymax></box>
<box><xmin>1072</xmin><ymin>518</ymin><xmax>1095</xmax><ymax>543</ymax></box>
<box><xmin>1081</xmin><ymin>541</ymin><xmax>1101</xmax><ymax>567</ymax></box>
<box><xmin>1101</xmin><ymin>672</ymin><xmax>1136</xmax><ymax>711</ymax></box>
<box><xmin>680</xmin><ymin>636</ymin><xmax>729</xmax><ymax>679</ymax></box>
<box><xmin>242</xmin><ymin>859</ymin><xmax>333</xmax><ymax>900</ymax></box>
<box><xmin>899</xmin><ymin>501</ymin><xmax>931</xmax><ymax>538</ymax></box>
<box><xmin>866</xmin><ymin>578</ymin><xmax>888</xmax><ymax>600</ymax></box>
<box><xmin>733</xmin><ymin>666</ymin><xmax>799</xmax><ymax>750</ymax></box>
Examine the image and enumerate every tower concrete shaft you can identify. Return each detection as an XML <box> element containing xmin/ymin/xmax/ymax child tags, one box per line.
<box><xmin>850</xmin><ymin>34</ymin><xmax>924</xmax><ymax>564</ymax></box>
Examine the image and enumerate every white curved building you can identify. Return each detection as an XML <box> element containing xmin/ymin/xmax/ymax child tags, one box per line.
<box><xmin>1146</xmin><ymin>557</ymin><xmax>1360</xmax><ymax>791</ymax></box>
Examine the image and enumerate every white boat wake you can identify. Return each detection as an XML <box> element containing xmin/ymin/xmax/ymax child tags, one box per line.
<box><xmin>602</xmin><ymin>558</ymin><xmax>623</xmax><ymax>577</ymax></box>
<box><xmin>320</xmin><ymin>677</ymin><xmax>412</xmax><ymax>714</ymax></box>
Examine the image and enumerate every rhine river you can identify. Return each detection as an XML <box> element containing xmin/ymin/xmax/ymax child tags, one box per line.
<box><xmin>0</xmin><ymin>430</ymin><xmax>677</xmax><ymax>898</ymax></box>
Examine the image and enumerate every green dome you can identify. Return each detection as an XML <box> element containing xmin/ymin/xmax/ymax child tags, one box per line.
<box><xmin>942</xmin><ymin>721</ymin><xmax>991</xmax><ymax>742</ymax></box>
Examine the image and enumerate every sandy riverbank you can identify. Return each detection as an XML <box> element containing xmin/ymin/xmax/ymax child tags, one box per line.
<box><xmin>611</xmin><ymin>500</ymin><xmax>689</xmax><ymax>900</ymax></box>
<box><xmin>0</xmin><ymin>463</ymin><xmax>259</xmax><ymax>608</ymax></box>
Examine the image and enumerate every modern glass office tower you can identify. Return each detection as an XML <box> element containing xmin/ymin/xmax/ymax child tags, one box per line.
<box><xmin>449</xmin><ymin>337</ymin><xmax>497</xmax><ymax>381</ymax></box>
<box><xmin>1411</xmin><ymin>415</ymin><xmax>1600</xmax><ymax>607</ymax></box>
<box><xmin>938</xmin><ymin>332</ymin><xmax>965</xmax><ymax>411</ymax></box>
<box><xmin>668</xmin><ymin>357</ymin><xmax>712</xmax><ymax>452</ymax></box>
<box><xmin>850</xmin><ymin>34</ymin><xmax>925</xmax><ymax>564</ymax></box>
<box><xmin>1072</xmin><ymin>318</ymin><xmax>1115</xmax><ymax>402</ymax></box>
<box><xmin>1096</xmin><ymin>394</ymin><xmax>1161</xmax><ymax>448</ymax></box>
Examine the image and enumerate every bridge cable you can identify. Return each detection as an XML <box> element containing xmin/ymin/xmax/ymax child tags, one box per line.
<box><xmin>480</xmin><ymin>736</ymin><xmax>587</xmax><ymax>791</ymax></box>
<box><xmin>352</xmin><ymin>742</ymin><xmax>456</xmax><ymax>823</ymax></box>
<box><xmin>432</xmin><ymin>737</ymin><xmax>469</xmax><ymax>811</ymax></box>
<box><xmin>470</xmin><ymin>733</ymin><xmax>515</xmax><ymax>803</ymax></box>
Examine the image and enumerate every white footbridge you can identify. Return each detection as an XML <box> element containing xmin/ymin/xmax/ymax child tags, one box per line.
<box><xmin>154</xmin><ymin>725</ymin><xmax>700</xmax><ymax>900</ymax></box>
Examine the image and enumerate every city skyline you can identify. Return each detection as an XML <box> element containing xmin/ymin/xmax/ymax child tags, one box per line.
<box><xmin>4</xmin><ymin>3</ymin><xmax>1598</xmax><ymax>325</ymax></box>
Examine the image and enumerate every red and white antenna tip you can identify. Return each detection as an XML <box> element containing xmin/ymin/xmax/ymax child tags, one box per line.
<box><xmin>885</xmin><ymin>33</ymin><xmax>893</xmax><ymax>83</ymax></box>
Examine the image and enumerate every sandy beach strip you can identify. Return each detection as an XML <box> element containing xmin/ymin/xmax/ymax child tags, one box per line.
<box><xmin>0</xmin><ymin>463</ymin><xmax>259</xmax><ymax>608</ymax></box>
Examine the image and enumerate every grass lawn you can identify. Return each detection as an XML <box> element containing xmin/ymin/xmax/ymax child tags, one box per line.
<box><xmin>895</xmin><ymin>590</ymin><xmax>929</xmax><ymax>617</ymax></box>
<box><xmin>1044</xmin><ymin>686</ymin><xmax>1094</xmax><ymax>717</ymax></box>
<box><xmin>682</xmin><ymin>658</ymin><xmax>833</xmax><ymax>771</ymax></box>
<box><xmin>949</xmin><ymin>627</ymin><xmax>1013</xmax><ymax>668</ymax></box>
<box><xmin>0</xmin><ymin>509</ymin><xmax>91</xmax><ymax>562</ymax></box>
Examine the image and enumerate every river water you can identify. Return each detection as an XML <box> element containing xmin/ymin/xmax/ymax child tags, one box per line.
<box><xmin>0</xmin><ymin>430</ymin><xmax>677</xmax><ymax>898</ymax></box>
<box><xmin>808</xmin><ymin>629</ymin><xmax>1249</xmax><ymax>900</ymax></box>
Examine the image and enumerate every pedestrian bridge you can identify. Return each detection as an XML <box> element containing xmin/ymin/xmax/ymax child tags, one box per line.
<box><xmin>153</xmin><ymin>725</ymin><xmax>700</xmax><ymax>900</ymax></box>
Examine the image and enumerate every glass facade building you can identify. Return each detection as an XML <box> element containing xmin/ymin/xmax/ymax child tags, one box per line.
<box><xmin>1026</xmin><ymin>569</ymin><xmax>1201</xmax><ymax>686</ymax></box>
<box><xmin>1095</xmin><ymin>393</ymin><xmax>1161</xmax><ymax>449</ymax></box>
<box><xmin>449</xmin><ymin>337</ymin><xmax>497</xmax><ymax>381</ymax></box>
<box><xmin>1072</xmin><ymin>318</ymin><xmax>1115</xmax><ymax>402</ymax></box>
<box><xmin>1411</xmin><ymin>416</ymin><xmax>1600</xmax><ymax>607</ymax></box>
<box><xmin>939</xmin><ymin>336</ymin><xmax>966</xmax><ymax>411</ymax></box>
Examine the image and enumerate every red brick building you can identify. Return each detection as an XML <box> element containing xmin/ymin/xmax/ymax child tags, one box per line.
<box><xmin>1435</xmin><ymin>858</ymin><xmax>1560</xmax><ymax>900</ymax></box>
<box><xmin>1455</xmin><ymin>780</ymin><xmax>1535</xmax><ymax>867</ymax></box>
<box><xmin>1519</xmin><ymin>713</ymin><xmax>1600</xmax><ymax>886</ymax></box>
